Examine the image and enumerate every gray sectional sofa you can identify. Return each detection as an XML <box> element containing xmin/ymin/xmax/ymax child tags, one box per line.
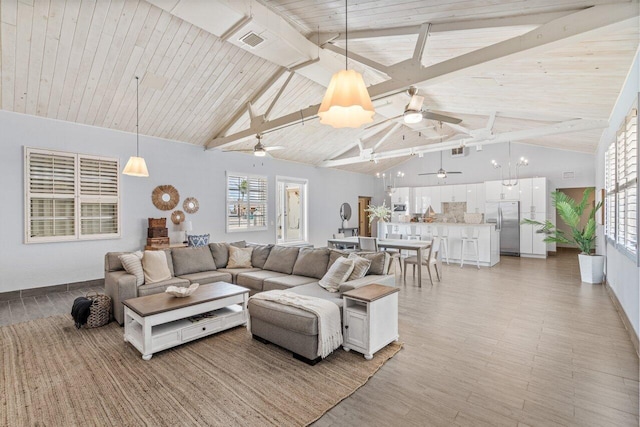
<box><xmin>105</xmin><ymin>241</ymin><xmax>395</xmax><ymax>329</ymax></box>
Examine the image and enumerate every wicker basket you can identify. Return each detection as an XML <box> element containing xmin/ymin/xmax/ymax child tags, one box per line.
<box><xmin>85</xmin><ymin>292</ymin><xmax>111</xmax><ymax>328</ymax></box>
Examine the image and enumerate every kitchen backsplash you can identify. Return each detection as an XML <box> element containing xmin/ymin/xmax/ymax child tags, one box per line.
<box><xmin>442</xmin><ymin>202</ymin><xmax>467</xmax><ymax>223</ymax></box>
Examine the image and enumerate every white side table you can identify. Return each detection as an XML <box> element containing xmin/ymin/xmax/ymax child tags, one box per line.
<box><xmin>342</xmin><ymin>284</ymin><xmax>399</xmax><ymax>360</ymax></box>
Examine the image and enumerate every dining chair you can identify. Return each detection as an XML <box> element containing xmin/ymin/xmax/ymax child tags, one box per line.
<box><xmin>358</xmin><ymin>236</ymin><xmax>379</xmax><ymax>252</ymax></box>
<box><xmin>403</xmin><ymin>237</ymin><xmax>442</xmax><ymax>285</ymax></box>
<box><xmin>383</xmin><ymin>233</ymin><xmax>403</xmax><ymax>275</ymax></box>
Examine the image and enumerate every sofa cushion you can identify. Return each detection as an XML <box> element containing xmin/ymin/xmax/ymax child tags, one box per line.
<box><xmin>263</xmin><ymin>246</ymin><xmax>300</xmax><ymax>274</ymax></box>
<box><xmin>357</xmin><ymin>251</ymin><xmax>389</xmax><ymax>275</ymax></box>
<box><xmin>137</xmin><ymin>277</ymin><xmax>190</xmax><ymax>297</ymax></box>
<box><xmin>227</xmin><ymin>246</ymin><xmax>253</xmax><ymax>268</ymax></box>
<box><xmin>292</xmin><ymin>248</ymin><xmax>330</xmax><ymax>280</ymax></box>
<box><xmin>347</xmin><ymin>253</ymin><xmax>371</xmax><ymax>281</ymax></box>
<box><xmin>291</xmin><ymin>282</ymin><xmax>344</xmax><ymax>309</ymax></box>
<box><xmin>105</xmin><ymin>252</ymin><xmax>126</xmax><ymax>272</ymax></box>
<box><xmin>142</xmin><ymin>251</ymin><xmax>172</xmax><ymax>284</ymax></box>
<box><xmin>319</xmin><ymin>257</ymin><xmax>354</xmax><ymax>293</ymax></box>
<box><xmin>216</xmin><ymin>267</ymin><xmax>261</xmax><ymax>284</ymax></box>
<box><xmin>172</xmin><ymin>246</ymin><xmax>217</xmax><ymax>276</ymax></box>
<box><xmin>208</xmin><ymin>241</ymin><xmax>246</xmax><ymax>268</ymax></box>
<box><xmin>328</xmin><ymin>249</ymin><xmax>348</xmax><ymax>270</ymax></box>
<box><xmin>262</xmin><ymin>275</ymin><xmax>318</xmax><ymax>292</ymax></box>
<box><xmin>247</xmin><ymin>243</ymin><xmax>273</xmax><ymax>269</ymax></box>
<box><xmin>248</xmin><ymin>299</ymin><xmax>319</xmax><ymax>335</ymax></box>
<box><xmin>177</xmin><ymin>271</ymin><xmax>232</xmax><ymax>285</ymax></box>
<box><xmin>118</xmin><ymin>251</ymin><xmax>144</xmax><ymax>286</ymax></box>
<box><xmin>236</xmin><ymin>270</ymin><xmax>289</xmax><ymax>293</ymax></box>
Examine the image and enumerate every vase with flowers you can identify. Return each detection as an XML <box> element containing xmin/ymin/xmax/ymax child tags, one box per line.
<box><xmin>365</xmin><ymin>201</ymin><xmax>393</xmax><ymax>238</ymax></box>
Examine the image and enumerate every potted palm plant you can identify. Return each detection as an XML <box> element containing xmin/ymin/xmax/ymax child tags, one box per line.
<box><xmin>521</xmin><ymin>188</ymin><xmax>604</xmax><ymax>284</ymax></box>
<box><xmin>365</xmin><ymin>201</ymin><xmax>393</xmax><ymax>238</ymax></box>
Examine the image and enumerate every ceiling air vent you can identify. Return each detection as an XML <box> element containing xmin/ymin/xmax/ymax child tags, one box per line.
<box><xmin>563</xmin><ymin>171</ymin><xmax>575</xmax><ymax>179</ymax></box>
<box><xmin>239</xmin><ymin>31</ymin><xmax>265</xmax><ymax>48</ymax></box>
<box><xmin>451</xmin><ymin>147</ymin><xmax>467</xmax><ymax>157</ymax></box>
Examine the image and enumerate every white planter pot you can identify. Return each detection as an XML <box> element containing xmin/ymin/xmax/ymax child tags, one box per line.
<box><xmin>578</xmin><ymin>254</ymin><xmax>605</xmax><ymax>284</ymax></box>
<box><xmin>377</xmin><ymin>221</ymin><xmax>387</xmax><ymax>239</ymax></box>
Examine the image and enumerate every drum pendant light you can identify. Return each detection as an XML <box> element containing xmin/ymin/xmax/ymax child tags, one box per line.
<box><xmin>318</xmin><ymin>0</ymin><xmax>374</xmax><ymax>128</ymax></box>
<box><xmin>123</xmin><ymin>76</ymin><xmax>149</xmax><ymax>177</ymax></box>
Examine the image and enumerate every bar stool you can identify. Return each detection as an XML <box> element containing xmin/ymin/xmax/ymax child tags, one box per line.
<box><xmin>436</xmin><ymin>226</ymin><xmax>450</xmax><ymax>265</ymax></box>
<box><xmin>406</xmin><ymin>224</ymin><xmax>420</xmax><ymax>240</ymax></box>
<box><xmin>460</xmin><ymin>227</ymin><xmax>480</xmax><ymax>269</ymax></box>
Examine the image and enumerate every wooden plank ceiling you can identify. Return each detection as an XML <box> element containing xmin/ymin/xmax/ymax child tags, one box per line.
<box><xmin>0</xmin><ymin>0</ymin><xmax>638</xmax><ymax>175</ymax></box>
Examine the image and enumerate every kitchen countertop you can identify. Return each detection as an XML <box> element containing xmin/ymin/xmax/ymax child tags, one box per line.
<box><xmin>387</xmin><ymin>222</ymin><xmax>495</xmax><ymax>227</ymax></box>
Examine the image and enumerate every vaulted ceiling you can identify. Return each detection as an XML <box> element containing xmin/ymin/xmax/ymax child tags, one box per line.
<box><xmin>0</xmin><ymin>0</ymin><xmax>637</xmax><ymax>175</ymax></box>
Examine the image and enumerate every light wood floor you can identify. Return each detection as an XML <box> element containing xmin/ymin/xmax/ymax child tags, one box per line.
<box><xmin>317</xmin><ymin>251</ymin><xmax>639</xmax><ymax>427</ymax></box>
<box><xmin>1</xmin><ymin>252</ymin><xmax>637</xmax><ymax>426</ymax></box>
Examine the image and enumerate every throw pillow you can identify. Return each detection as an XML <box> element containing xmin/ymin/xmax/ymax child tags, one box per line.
<box><xmin>328</xmin><ymin>249</ymin><xmax>348</xmax><ymax>269</ymax></box>
<box><xmin>347</xmin><ymin>253</ymin><xmax>371</xmax><ymax>281</ymax></box>
<box><xmin>227</xmin><ymin>246</ymin><xmax>254</xmax><ymax>268</ymax></box>
<box><xmin>318</xmin><ymin>257</ymin><xmax>355</xmax><ymax>293</ymax></box>
<box><xmin>172</xmin><ymin>246</ymin><xmax>217</xmax><ymax>276</ymax></box>
<box><xmin>209</xmin><ymin>242</ymin><xmax>230</xmax><ymax>268</ymax></box>
<box><xmin>142</xmin><ymin>251</ymin><xmax>172</xmax><ymax>284</ymax></box>
<box><xmin>187</xmin><ymin>234</ymin><xmax>210</xmax><ymax>247</ymax></box>
<box><xmin>357</xmin><ymin>251</ymin><xmax>389</xmax><ymax>275</ymax></box>
<box><xmin>118</xmin><ymin>251</ymin><xmax>144</xmax><ymax>286</ymax></box>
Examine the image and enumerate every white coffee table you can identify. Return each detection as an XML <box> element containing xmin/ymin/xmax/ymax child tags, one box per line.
<box><xmin>123</xmin><ymin>282</ymin><xmax>249</xmax><ymax>360</ymax></box>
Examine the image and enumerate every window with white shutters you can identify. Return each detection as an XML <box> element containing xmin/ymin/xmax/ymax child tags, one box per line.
<box><xmin>226</xmin><ymin>172</ymin><xmax>267</xmax><ymax>232</ymax></box>
<box><xmin>25</xmin><ymin>148</ymin><xmax>120</xmax><ymax>243</ymax></box>
<box><xmin>604</xmin><ymin>106</ymin><xmax>638</xmax><ymax>259</ymax></box>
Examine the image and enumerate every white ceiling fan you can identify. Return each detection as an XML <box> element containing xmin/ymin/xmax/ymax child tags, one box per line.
<box><xmin>223</xmin><ymin>134</ymin><xmax>284</xmax><ymax>157</ymax></box>
<box><xmin>418</xmin><ymin>151</ymin><xmax>462</xmax><ymax>178</ymax></box>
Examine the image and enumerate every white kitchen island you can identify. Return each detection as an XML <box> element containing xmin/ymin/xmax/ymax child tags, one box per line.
<box><xmin>384</xmin><ymin>222</ymin><xmax>500</xmax><ymax>267</ymax></box>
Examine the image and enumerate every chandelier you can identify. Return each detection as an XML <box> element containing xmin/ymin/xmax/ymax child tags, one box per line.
<box><xmin>376</xmin><ymin>171</ymin><xmax>405</xmax><ymax>196</ymax></box>
<box><xmin>491</xmin><ymin>141</ymin><xmax>528</xmax><ymax>188</ymax></box>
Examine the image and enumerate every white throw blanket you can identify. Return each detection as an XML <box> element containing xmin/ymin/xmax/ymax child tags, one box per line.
<box><xmin>250</xmin><ymin>290</ymin><xmax>343</xmax><ymax>359</ymax></box>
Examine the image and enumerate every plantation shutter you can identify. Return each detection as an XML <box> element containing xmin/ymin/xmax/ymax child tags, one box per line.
<box><xmin>605</xmin><ymin>144</ymin><xmax>616</xmax><ymax>238</ymax></box>
<box><xmin>623</xmin><ymin>110</ymin><xmax>637</xmax><ymax>253</ymax></box>
<box><xmin>226</xmin><ymin>173</ymin><xmax>267</xmax><ymax>232</ymax></box>
<box><xmin>27</xmin><ymin>150</ymin><xmax>76</xmax><ymax>240</ymax></box>
<box><xmin>79</xmin><ymin>156</ymin><xmax>120</xmax><ymax>237</ymax></box>
<box><xmin>25</xmin><ymin>148</ymin><xmax>120</xmax><ymax>243</ymax></box>
<box><xmin>249</xmin><ymin>176</ymin><xmax>267</xmax><ymax>228</ymax></box>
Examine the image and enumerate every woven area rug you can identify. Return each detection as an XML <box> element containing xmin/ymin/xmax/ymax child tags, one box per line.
<box><xmin>0</xmin><ymin>315</ymin><xmax>402</xmax><ymax>426</ymax></box>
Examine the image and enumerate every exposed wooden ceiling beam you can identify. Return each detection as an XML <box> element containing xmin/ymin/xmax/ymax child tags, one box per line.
<box><xmin>320</xmin><ymin>118</ymin><xmax>608</xmax><ymax>167</ymax></box>
<box><xmin>206</xmin><ymin>4</ymin><xmax>637</xmax><ymax>150</ymax></box>
<box><xmin>314</xmin><ymin>10</ymin><xmax>574</xmax><ymax>43</ymax></box>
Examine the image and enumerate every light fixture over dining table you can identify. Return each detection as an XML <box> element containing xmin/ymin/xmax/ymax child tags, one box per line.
<box><xmin>317</xmin><ymin>0</ymin><xmax>375</xmax><ymax>128</ymax></box>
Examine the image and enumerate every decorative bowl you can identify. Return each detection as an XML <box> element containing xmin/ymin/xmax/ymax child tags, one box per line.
<box><xmin>165</xmin><ymin>283</ymin><xmax>199</xmax><ymax>297</ymax></box>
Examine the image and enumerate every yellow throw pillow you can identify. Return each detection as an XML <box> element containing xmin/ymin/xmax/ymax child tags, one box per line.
<box><xmin>227</xmin><ymin>246</ymin><xmax>254</xmax><ymax>269</ymax></box>
<box><xmin>142</xmin><ymin>251</ymin><xmax>172</xmax><ymax>284</ymax></box>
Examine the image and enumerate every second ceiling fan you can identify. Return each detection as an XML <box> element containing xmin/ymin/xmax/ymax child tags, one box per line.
<box><xmin>419</xmin><ymin>151</ymin><xmax>462</xmax><ymax>179</ymax></box>
<box><xmin>223</xmin><ymin>134</ymin><xmax>284</xmax><ymax>157</ymax></box>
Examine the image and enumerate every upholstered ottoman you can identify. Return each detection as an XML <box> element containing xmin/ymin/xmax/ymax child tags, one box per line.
<box><xmin>248</xmin><ymin>282</ymin><xmax>344</xmax><ymax>365</ymax></box>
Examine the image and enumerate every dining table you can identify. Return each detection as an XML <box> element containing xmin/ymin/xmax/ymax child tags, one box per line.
<box><xmin>327</xmin><ymin>236</ymin><xmax>432</xmax><ymax>286</ymax></box>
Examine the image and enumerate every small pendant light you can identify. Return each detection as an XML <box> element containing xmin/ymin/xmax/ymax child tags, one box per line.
<box><xmin>123</xmin><ymin>76</ymin><xmax>149</xmax><ymax>177</ymax></box>
<box><xmin>318</xmin><ymin>0</ymin><xmax>374</xmax><ymax>128</ymax></box>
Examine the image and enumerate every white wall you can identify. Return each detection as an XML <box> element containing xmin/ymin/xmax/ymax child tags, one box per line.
<box><xmin>594</xmin><ymin>50</ymin><xmax>639</xmax><ymax>339</ymax></box>
<box><xmin>0</xmin><ymin>111</ymin><xmax>375</xmax><ymax>292</ymax></box>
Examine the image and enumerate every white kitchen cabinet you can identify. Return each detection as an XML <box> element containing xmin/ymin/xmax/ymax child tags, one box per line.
<box><xmin>520</xmin><ymin>210</ymin><xmax>547</xmax><ymax>257</ymax></box>
<box><xmin>394</xmin><ymin>187</ymin><xmax>410</xmax><ymax>205</ymax></box>
<box><xmin>466</xmin><ymin>183</ymin><xmax>485</xmax><ymax>213</ymax></box>
<box><xmin>519</xmin><ymin>177</ymin><xmax>547</xmax><ymax>214</ymax></box>
<box><xmin>453</xmin><ymin>184</ymin><xmax>467</xmax><ymax>202</ymax></box>
<box><xmin>430</xmin><ymin>187</ymin><xmax>442</xmax><ymax>213</ymax></box>
<box><xmin>485</xmin><ymin>180</ymin><xmax>519</xmax><ymax>201</ymax></box>
<box><xmin>440</xmin><ymin>185</ymin><xmax>452</xmax><ymax>202</ymax></box>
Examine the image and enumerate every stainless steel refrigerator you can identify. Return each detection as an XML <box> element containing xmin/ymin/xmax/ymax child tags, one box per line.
<box><xmin>485</xmin><ymin>201</ymin><xmax>520</xmax><ymax>256</ymax></box>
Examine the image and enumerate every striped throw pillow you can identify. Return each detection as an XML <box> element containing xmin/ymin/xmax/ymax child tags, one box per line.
<box><xmin>118</xmin><ymin>251</ymin><xmax>144</xmax><ymax>286</ymax></box>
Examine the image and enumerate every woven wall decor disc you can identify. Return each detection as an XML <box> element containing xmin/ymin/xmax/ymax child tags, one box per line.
<box><xmin>171</xmin><ymin>210</ymin><xmax>185</xmax><ymax>224</ymax></box>
<box><xmin>152</xmin><ymin>185</ymin><xmax>180</xmax><ymax>210</ymax></box>
<box><xmin>183</xmin><ymin>197</ymin><xmax>199</xmax><ymax>214</ymax></box>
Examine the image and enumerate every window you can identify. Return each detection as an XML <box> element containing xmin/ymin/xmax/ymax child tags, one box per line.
<box><xmin>25</xmin><ymin>148</ymin><xmax>120</xmax><ymax>243</ymax></box>
<box><xmin>276</xmin><ymin>177</ymin><xmax>308</xmax><ymax>244</ymax></box>
<box><xmin>226</xmin><ymin>172</ymin><xmax>267</xmax><ymax>232</ymax></box>
<box><xmin>604</xmin><ymin>107</ymin><xmax>637</xmax><ymax>258</ymax></box>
